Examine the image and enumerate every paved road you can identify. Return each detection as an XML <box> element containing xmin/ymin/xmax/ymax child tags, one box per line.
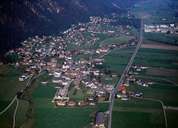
<box><xmin>107</xmin><ymin>19</ymin><xmax>144</xmax><ymax>128</ymax></box>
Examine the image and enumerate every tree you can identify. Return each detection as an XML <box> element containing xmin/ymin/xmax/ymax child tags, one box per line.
<box><xmin>4</xmin><ymin>51</ymin><xmax>19</xmax><ymax>63</ymax></box>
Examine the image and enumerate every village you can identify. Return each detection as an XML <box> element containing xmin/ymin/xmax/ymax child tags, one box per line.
<box><xmin>5</xmin><ymin>15</ymin><xmax>149</xmax><ymax>128</ymax></box>
<box><xmin>9</xmin><ymin>16</ymin><xmax>138</xmax><ymax>109</ymax></box>
<box><xmin>144</xmin><ymin>23</ymin><xmax>178</xmax><ymax>34</ymax></box>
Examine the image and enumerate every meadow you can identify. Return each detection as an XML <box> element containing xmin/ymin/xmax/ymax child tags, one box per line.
<box><xmin>32</xmin><ymin>85</ymin><xmax>109</xmax><ymax>128</ymax></box>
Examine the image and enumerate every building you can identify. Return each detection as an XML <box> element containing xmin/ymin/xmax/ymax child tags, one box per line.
<box><xmin>94</xmin><ymin>112</ymin><xmax>105</xmax><ymax>128</ymax></box>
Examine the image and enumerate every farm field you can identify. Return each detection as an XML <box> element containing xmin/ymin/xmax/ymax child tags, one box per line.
<box><xmin>166</xmin><ymin>110</ymin><xmax>178</xmax><ymax>128</ymax></box>
<box><xmin>0</xmin><ymin>65</ymin><xmax>29</xmax><ymax>128</ymax></box>
<box><xmin>100</xmin><ymin>36</ymin><xmax>134</xmax><ymax>46</ymax></box>
<box><xmin>0</xmin><ymin>65</ymin><xmax>24</xmax><ymax>100</ymax></box>
<box><xmin>141</xmin><ymin>40</ymin><xmax>178</xmax><ymax>51</ymax></box>
<box><xmin>32</xmin><ymin>85</ymin><xmax>109</xmax><ymax>128</ymax></box>
<box><xmin>134</xmin><ymin>48</ymin><xmax>178</xmax><ymax>69</ymax></box>
<box><xmin>112</xmin><ymin>100</ymin><xmax>164</xmax><ymax>128</ymax></box>
<box><xmin>104</xmin><ymin>47</ymin><xmax>134</xmax><ymax>76</ymax></box>
<box><xmin>131</xmin><ymin>0</ymin><xmax>178</xmax><ymax>24</ymax></box>
<box><xmin>144</xmin><ymin>33</ymin><xmax>178</xmax><ymax>46</ymax></box>
<box><xmin>111</xmin><ymin>41</ymin><xmax>178</xmax><ymax>128</ymax></box>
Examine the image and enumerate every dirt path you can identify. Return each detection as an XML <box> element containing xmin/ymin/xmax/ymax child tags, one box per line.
<box><xmin>164</xmin><ymin>106</ymin><xmax>178</xmax><ymax>111</ymax></box>
<box><xmin>146</xmin><ymin>67</ymin><xmax>178</xmax><ymax>77</ymax></box>
<box><xmin>136</xmin><ymin>75</ymin><xmax>178</xmax><ymax>86</ymax></box>
<box><xmin>113</xmin><ymin>106</ymin><xmax>161</xmax><ymax>113</ymax></box>
<box><xmin>141</xmin><ymin>42</ymin><xmax>178</xmax><ymax>51</ymax></box>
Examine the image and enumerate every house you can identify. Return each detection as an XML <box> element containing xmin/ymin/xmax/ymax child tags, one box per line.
<box><xmin>41</xmin><ymin>81</ymin><xmax>48</xmax><ymax>85</ymax></box>
<box><xmin>53</xmin><ymin>71</ymin><xmax>61</xmax><ymax>78</ymax></box>
<box><xmin>118</xmin><ymin>85</ymin><xmax>126</xmax><ymax>94</ymax></box>
<box><xmin>52</xmin><ymin>78</ymin><xmax>62</xmax><ymax>84</ymax></box>
<box><xmin>78</xmin><ymin>101</ymin><xmax>88</xmax><ymax>106</ymax></box>
<box><xmin>55</xmin><ymin>101</ymin><xmax>67</xmax><ymax>106</ymax></box>
<box><xmin>94</xmin><ymin>112</ymin><xmax>105</xmax><ymax>128</ymax></box>
<box><xmin>19</xmin><ymin>75</ymin><xmax>28</xmax><ymax>82</ymax></box>
<box><xmin>135</xmin><ymin>92</ymin><xmax>143</xmax><ymax>97</ymax></box>
<box><xmin>53</xmin><ymin>88</ymin><xmax>69</xmax><ymax>101</ymax></box>
<box><xmin>67</xmin><ymin>100</ymin><xmax>76</xmax><ymax>107</ymax></box>
<box><xmin>121</xmin><ymin>95</ymin><xmax>128</xmax><ymax>101</ymax></box>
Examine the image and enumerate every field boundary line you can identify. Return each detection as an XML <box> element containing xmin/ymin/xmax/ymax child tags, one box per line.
<box><xmin>131</xmin><ymin>96</ymin><xmax>168</xmax><ymax>128</ymax></box>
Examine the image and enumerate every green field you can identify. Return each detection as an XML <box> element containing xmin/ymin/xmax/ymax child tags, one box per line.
<box><xmin>134</xmin><ymin>48</ymin><xmax>178</xmax><ymax>83</ymax></box>
<box><xmin>128</xmin><ymin>84</ymin><xmax>178</xmax><ymax>106</ymax></box>
<box><xmin>104</xmin><ymin>47</ymin><xmax>134</xmax><ymax>75</ymax></box>
<box><xmin>32</xmin><ymin>84</ymin><xmax>109</xmax><ymax>128</ymax></box>
<box><xmin>112</xmin><ymin>100</ymin><xmax>164</xmax><ymax>128</ymax></box>
<box><xmin>131</xmin><ymin>0</ymin><xmax>178</xmax><ymax>23</ymax></box>
<box><xmin>0</xmin><ymin>65</ymin><xmax>29</xmax><ymax>128</ymax></box>
<box><xmin>111</xmin><ymin>47</ymin><xmax>178</xmax><ymax>128</ymax></box>
<box><xmin>144</xmin><ymin>33</ymin><xmax>178</xmax><ymax>45</ymax></box>
<box><xmin>166</xmin><ymin>110</ymin><xmax>178</xmax><ymax>128</ymax></box>
<box><xmin>0</xmin><ymin>65</ymin><xmax>24</xmax><ymax>100</ymax></box>
<box><xmin>130</xmin><ymin>48</ymin><xmax>178</xmax><ymax>106</ymax></box>
<box><xmin>68</xmin><ymin>87</ymin><xmax>86</xmax><ymax>101</ymax></box>
<box><xmin>134</xmin><ymin>48</ymin><xmax>178</xmax><ymax>69</ymax></box>
<box><xmin>100</xmin><ymin>36</ymin><xmax>133</xmax><ymax>46</ymax></box>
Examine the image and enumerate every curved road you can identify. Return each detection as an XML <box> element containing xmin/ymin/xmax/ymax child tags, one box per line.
<box><xmin>0</xmin><ymin>96</ymin><xmax>17</xmax><ymax>116</ymax></box>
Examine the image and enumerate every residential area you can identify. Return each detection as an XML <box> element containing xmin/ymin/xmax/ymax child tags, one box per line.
<box><xmin>5</xmin><ymin>15</ymin><xmax>136</xmax><ymax>112</ymax></box>
<box><xmin>144</xmin><ymin>23</ymin><xmax>178</xmax><ymax>34</ymax></box>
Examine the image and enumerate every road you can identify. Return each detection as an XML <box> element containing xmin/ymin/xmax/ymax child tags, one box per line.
<box><xmin>0</xmin><ymin>96</ymin><xmax>17</xmax><ymax>116</ymax></box>
<box><xmin>107</xmin><ymin>19</ymin><xmax>144</xmax><ymax>128</ymax></box>
<box><xmin>164</xmin><ymin>106</ymin><xmax>178</xmax><ymax>111</ymax></box>
<box><xmin>12</xmin><ymin>98</ymin><xmax>19</xmax><ymax>128</ymax></box>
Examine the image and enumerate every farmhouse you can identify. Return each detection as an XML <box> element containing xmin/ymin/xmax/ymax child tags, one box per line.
<box><xmin>94</xmin><ymin>112</ymin><xmax>105</xmax><ymax>128</ymax></box>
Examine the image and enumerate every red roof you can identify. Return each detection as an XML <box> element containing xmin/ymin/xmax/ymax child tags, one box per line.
<box><xmin>118</xmin><ymin>85</ymin><xmax>126</xmax><ymax>92</ymax></box>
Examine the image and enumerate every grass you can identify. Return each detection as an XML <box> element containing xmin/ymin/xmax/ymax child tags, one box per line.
<box><xmin>135</xmin><ymin>75</ymin><xmax>178</xmax><ymax>86</ymax></box>
<box><xmin>35</xmin><ymin>103</ymin><xmax>109</xmax><ymax>128</ymax></box>
<box><xmin>32</xmin><ymin>84</ymin><xmax>109</xmax><ymax>128</ymax></box>
<box><xmin>0</xmin><ymin>65</ymin><xmax>29</xmax><ymax>128</ymax></box>
<box><xmin>112</xmin><ymin>46</ymin><xmax>178</xmax><ymax>128</ymax></box>
<box><xmin>0</xmin><ymin>100</ymin><xmax>29</xmax><ymax>128</ymax></box>
<box><xmin>114</xmin><ymin>99</ymin><xmax>162</xmax><ymax>109</ymax></box>
<box><xmin>166</xmin><ymin>110</ymin><xmax>178</xmax><ymax>128</ymax></box>
<box><xmin>104</xmin><ymin>47</ymin><xmax>134</xmax><ymax>75</ymax></box>
<box><xmin>133</xmin><ymin>48</ymin><xmax>178</xmax><ymax>83</ymax></box>
<box><xmin>112</xmin><ymin>111</ymin><xmax>164</xmax><ymax>128</ymax></box>
<box><xmin>101</xmin><ymin>74</ymin><xmax>118</xmax><ymax>85</ymax></box>
<box><xmin>100</xmin><ymin>36</ymin><xmax>132</xmax><ymax>46</ymax></box>
<box><xmin>131</xmin><ymin>0</ymin><xmax>178</xmax><ymax>23</ymax></box>
<box><xmin>0</xmin><ymin>65</ymin><xmax>24</xmax><ymax>100</ymax></box>
<box><xmin>35</xmin><ymin>106</ymin><xmax>93</xmax><ymax>128</ymax></box>
<box><xmin>134</xmin><ymin>48</ymin><xmax>178</xmax><ymax>69</ymax></box>
<box><xmin>68</xmin><ymin>87</ymin><xmax>86</xmax><ymax>101</ymax></box>
<box><xmin>112</xmin><ymin>100</ymin><xmax>164</xmax><ymax>128</ymax></box>
<box><xmin>128</xmin><ymin>84</ymin><xmax>178</xmax><ymax>106</ymax></box>
<box><xmin>144</xmin><ymin>33</ymin><xmax>178</xmax><ymax>45</ymax></box>
<box><xmin>130</xmin><ymin>48</ymin><xmax>178</xmax><ymax>106</ymax></box>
